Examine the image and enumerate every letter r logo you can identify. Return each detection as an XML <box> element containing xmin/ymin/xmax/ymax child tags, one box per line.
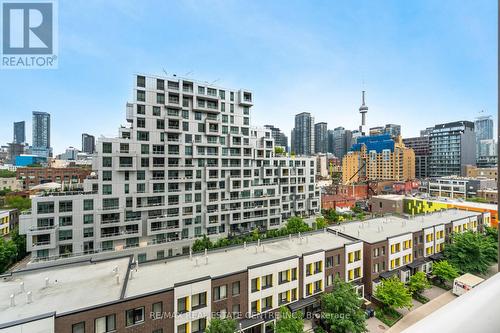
<box><xmin>2</xmin><ymin>2</ymin><xmax>53</xmax><ymax>54</ymax></box>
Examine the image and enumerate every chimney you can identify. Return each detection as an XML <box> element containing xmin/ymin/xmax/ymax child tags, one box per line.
<box><xmin>20</xmin><ymin>282</ymin><xmax>24</xmax><ymax>293</ymax></box>
<box><xmin>289</xmin><ymin>234</ymin><xmax>292</xmax><ymax>241</ymax></box>
<box><xmin>257</xmin><ymin>239</ymin><xmax>261</xmax><ymax>247</ymax></box>
<box><xmin>195</xmin><ymin>257</ymin><xmax>199</xmax><ymax>267</ymax></box>
<box><xmin>129</xmin><ymin>269</ymin><xmax>134</xmax><ymax>280</ymax></box>
<box><xmin>189</xmin><ymin>248</ymin><xmax>193</xmax><ymax>261</ymax></box>
<box><xmin>244</xmin><ymin>241</ymin><xmax>247</xmax><ymax>249</ymax></box>
<box><xmin>204</xmin><ymin>248</ymin><xmax>208</xmax><ymax>257</ymax></box>
<box><xmin>26</xmin><ymin>291</ymin><xmax>32</xmax><ymax>304</ymax></box>
<box><xmin>44</xmin><ymin>277</ymin><xmax>49</xmax><ymax>288</ymax></box>
<box><xmin>10</xmin><ymin>294</ymin><xmax>15</xmax><ymax>307</ymax></box>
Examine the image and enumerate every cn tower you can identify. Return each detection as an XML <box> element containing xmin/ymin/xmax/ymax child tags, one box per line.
<box><xmin>359</xmin><ymin>90</ymin><xmax>368</xmax><ymax>135</ymax></box>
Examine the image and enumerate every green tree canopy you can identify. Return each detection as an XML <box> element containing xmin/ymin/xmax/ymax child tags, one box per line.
<box><xmin>0</xmin><ymin>237</ymin><xmax>18</xmax><ymax>273</ymax></box>
<box><xmin>1</xmin><ymin>196</ymin><xmax>31</xmax><ymax>211</ymax></box>
<box><xmin>432</xmin><ymin>260</ymin><xmax>459</xmax><ymax>283</ymax></box>
<box><xmin>285</xmin><ymin>216</ymin><xmax>311</xmax><ymax>234</ymax></box>
<box><xmin>445</xmin><ymin>231</ymin><xmax>498</xmax><ymax>274</ymax></box>
<box><xmin>320</xmin><ymin>278</ymin><xmax>367</xmax><ymax>333</ymax></box>
<box><xmin>408</xmin><ymin>271</ymin><xmax>430</xmax><ymax>295</ymax></box>
<box><xmin>205</xmin><ymin>317</ymin><xmax>237</xmax><ymax>333</ymax></box>
<box><xmin>0</xmin><ymin>170</ymin><xmax>16</xmax><ymax>178</ymax></box>
<box><xmin>314</xmin><ymin>217</ymin><xmax>328</xmax><ymax>230</ymax></box>
<box><xmin>274</xmin><ymin>146</ymin><xmax>286</xmax><ymax>155</ymax></box>
<box><xmin>275</xmin><ymin>306</ymin><xmax>304</xmax><ymax>333</ymax></box>
<box><xmin>374</xmin><ymin>277</ymin><xmax>413</xmax><ymax>311</ymax></box>
<box><xmin>192</xmin><ymin>235</ymin><xmax>213</xmax><ymax>252</ymax></box>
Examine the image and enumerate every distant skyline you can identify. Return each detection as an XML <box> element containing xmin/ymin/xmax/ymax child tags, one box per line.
<box><xmin>0</xmin><ymin>0</ymin><xmax>497</xmax><ymax>154</ymax></box>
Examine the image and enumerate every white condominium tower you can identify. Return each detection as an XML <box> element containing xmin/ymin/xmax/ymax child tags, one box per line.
<box><xmin>21</xmin><ymin>74</ymin><xmax>320</xmax><ymax>262</ymax></box>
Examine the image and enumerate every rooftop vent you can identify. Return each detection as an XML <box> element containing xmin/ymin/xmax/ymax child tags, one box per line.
<box><xmin>27</xmin><ymin>291</ymin><xmax>32</xmax><ymax>304</ymax></box>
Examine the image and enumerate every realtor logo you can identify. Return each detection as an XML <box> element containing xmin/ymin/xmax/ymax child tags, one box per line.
<box><xmin>1</xmin><ymin>0</ymin><xmax>58</xmax><ymax>69</ymax></box>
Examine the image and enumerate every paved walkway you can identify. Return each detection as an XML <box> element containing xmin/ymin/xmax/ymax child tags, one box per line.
<box><xmin>366</xmin><ymin>316</ymin><xmax>389</xmax><ymax>333</ymax></box>
<box><xmin>386</xmin><ymin>291</ymin><xmax>456</xmax><ymax>333</ymax></box>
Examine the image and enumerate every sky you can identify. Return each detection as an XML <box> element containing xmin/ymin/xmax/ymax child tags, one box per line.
<box><xmin>0</xmin><ymin>0</ymin><xmax>497</xmax><ymax>154</ymax></box>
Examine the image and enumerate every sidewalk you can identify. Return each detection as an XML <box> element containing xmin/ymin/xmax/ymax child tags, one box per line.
<box><xmin>387</xmin><ymin>291</ymin><xmax>456</xmax><ymax>333</ymax></box>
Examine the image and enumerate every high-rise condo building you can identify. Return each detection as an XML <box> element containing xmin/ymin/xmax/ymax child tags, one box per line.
<box><xmin>13</xmin><ymin>121</ymin><xmax>25</xmax><ymax>144</ymax></box>
<box><xmin>314</xmin><ymin>122</ymin><xmax>328</xmax><ymax>153</ymax></box>
<box><xmin>20</xmin><ymin>74</ymin><xmax>320</xmax><ymax>261</ymax></box>
<box><xmin>82</xmin><ymin>133</ymin><xmax>96</xmax><ymax>154</ymax></box>
<box><xmin>32</xmin><ymin>111</ymin><xmax>52</xmax><ymax>158</ymax></box>
<box><xmin>342</xmin><ymin>135</ymin><xmax>415</xmax><ymax>183</ymax></box>
<box><xmin>292</xmin><ymin>112</ymin><xmax>315</xmax><ymax>155</ymax></box>
<box><xmin>264</xmin><ymin>125</ymin><xmax>288</xmax><ymax>151</ymax></box>
<box><xmin>428</xmin><ymin>121</ymin><xmax>476</xmax><ymax>177</ymax></box>
<box><xmin>331</xmin><ymin>127</ymin><xmax>352</xmax><ymax>160</ymax></box>
<box><xmin>403</xmin><ymin>136</ymin><xmax>430</xmax><ymax>179</ymax></box>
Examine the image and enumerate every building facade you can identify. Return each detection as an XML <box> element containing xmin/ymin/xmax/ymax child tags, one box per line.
<box><xmin>292</xmin><ymin>112</ymin><xmax>315</xmax><ymax>156</ymax></box>
<box><xmin>32</xmin><ymin>111</ymin><xmax>52</xmax><ymax>158</ymax></box>
<box><xmin>330</xmin><ymin>127</ymin><xmax>352</xmax><ymax>160</ymax></box>
<box><xmin>3</xmin><ymin>210</ymin><xmax>486</xmax><ymax>332</ymax></box>
<box><xmin>82</xmin><ymin>133</ymin><xmax>96</xmax><ymax>154</ymax></box>
<box><xmin>428</xmin><ymin>121</ymin><xmax>476</xmax><ymax>177</ymax></box>
<box><xmin>342</xmin><ymin>135</ymin><xmax>415</xmax><ymax>184</ymax></box>
<box><xmin>20</xmin><ymin>74</ymin><xmax>320</xmax><ymax>261</ymax></box>
<box><xmin>13</xmin><ymin>121</ymin><xmax>25</xmax><ymax>144</ymax></box>
<box><xmin>16</xmin><ymin>166</ymin><xmax>91</xmax><ymax>190</ymax></box>
<box><xmin>464</xmin><ymin>165</ymin><xmax>497</xmax><ymax>182</ymax></box>
<box><xmin>314</xmin><ymin>122</ymin><xmax>328</xmax><ymax>154</ymax></box>
<box><xmin>403</xmin><ymin>136</ymin><xmax>430</xmax><ymax>179</ymax></box>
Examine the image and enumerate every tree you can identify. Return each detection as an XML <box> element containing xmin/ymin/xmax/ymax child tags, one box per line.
<box><xmin>374</xmin><ymin>277</ymin><xmax>413</xmax><ymax>311</ymax></box>
<box><xmin>274</xmin><ymin>146</ymin><xmax>285</xmax><ymax>155</ymax></box>
<box><xmin>320</xmin><ymin>278</ymin><xmax>367</xmax><ymax>333</ymax></box>
<box><xmin>444</xmin><ymin>231</ymin><xmax>497</xmax><ymax>274</ymax></box>
<box><xmin>205</xmin><ymin>317</ymin><xmax>237</xmax><ymax>333</ymax></box>
<box><xmin>484</xmin><ymin>226</ymin><xmax>498</xmax><ymax>242</ymax></box>
<box><xmin>275</xmin><ymin>306</ymin><xmax>303</xmax><ymax>333</ymax></box>
<box><xmin>314</xmin><ymin>217</ymin><xmax>328</xmax><ymax>229</ymax></box>
<box><xmin>1</xmin><ymin>196</ymin><xmax>31</xmax><ymax>211</ymax></box>
<box><xmin>285</xmin><ymin>216</ymin><xmax>311</xmax><ymax>234</ymax></box>
<box><xmin>408</xmin><ymin>271</ymin><xmax>430</xmax><ymax>295</ymax></box>
<box><xmin>0</xmin><ymin>170</ymin><xmax>16</xmax><ymax>178</ymax></box>
<box><xmin>191</xmin><ymin>235</ymin><xmax>213</xmax><ymax>252</ymax></box>
<box><xmin>0</xmin><ymin>237</ymin><xmax>17</xmax><ymax>273</ymax></box>
<box><xmin>432</xmin><ymin>260</ymin><xmax>459</xmax><ymax>284</ymax></box>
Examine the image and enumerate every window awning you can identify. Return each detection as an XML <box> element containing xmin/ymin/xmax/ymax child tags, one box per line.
<box><xmin>237</xmin><ymin>316</ymin><xmax>264</xmax><ymax>330</ymax></box>
<box><xmin>379</xmin><ymin>269</ymin><xmax>398</xmax><ymax>279</ymax></box>
<box><xmin>407</xmin><ymin>257</ymin><xmax>431</xmax><ymax>269</ymax></box>
<box><xmin>288</xmin><ymin>296</ymin><xmax>317</xmax><ymax>313</ymax></box>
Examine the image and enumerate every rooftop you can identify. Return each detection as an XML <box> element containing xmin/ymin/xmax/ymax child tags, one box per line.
<box><xmin>125</xmin><ymin>230</ymin><xmax>354</xmax><ymax>297</ymax></box>
<box><xmin>0</xmin><ymin>257</ymin><xmax>130</xmax><ymax>326</ymax></box>
<box><xmin>0</xmin><ymin>231</ymin><xmax>355</xmax><ymax>326</ymax></box>
<box><xmin>329</xmin><ymin>210</ymin><xmax>479</xmax><ymax>243</ymax></box>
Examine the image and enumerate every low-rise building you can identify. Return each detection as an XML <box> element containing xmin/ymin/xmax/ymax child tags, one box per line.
<box><xmin>0</xmin><ymin>177</ymin><xmax>23</xmax><ymax>192</ymax></box>
<box><xmin>321</xmin><ymin>194</ymin><xmax>356</xmax><ymax>210</ymax></box>
<box><xmin>464</xmin><ymin>165</ymin><xmax>497</xmax><ymax>182</ymax></box>
<box><xmin>477</xmin><ymin>189</ymin><xmax>497</xmax><ymax>204</ymax></box>
<box><xmin>427</xmin><ymin>176</ymin><xmax>497</xmax><ymax>199</ymax></box>
<box><xmin>16</xmin><ymin>167</ymin><xmax>91</xmax><ymax>190</ymax></box>
<box><xmin>0</xmin><ymin>229</ymin><xmax>363</xmax><ymax>332</ymax></box>
<box><xmin>330</xmin><ymin>209</ymin><xmax>487</xmax><ymax>296</ymax></box>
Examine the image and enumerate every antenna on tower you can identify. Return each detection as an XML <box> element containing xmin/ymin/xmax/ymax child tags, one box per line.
<box><xmin>162</xmin><ymin>68</ymin><xmax>168</xmax><ymax>77</ymax></box>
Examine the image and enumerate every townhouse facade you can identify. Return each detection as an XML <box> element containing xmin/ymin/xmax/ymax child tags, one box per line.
<box><xmin>20</xmin><ymin>74</ymin><xmax>320</xmax><ymax>262</ymax></box>
<box><xmin>330</xmin><ymin>209</ymin><xmax>487</xmax><ymax>296</ymax></box>
<box><xmin>0</xmin><ymin>230</ymin><xmax>363</xmax><ymax>333</ymax></box>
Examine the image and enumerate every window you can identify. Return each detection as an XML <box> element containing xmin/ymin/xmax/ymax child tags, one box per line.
<box><xmin>213</xmin><ymin>285</ymin><xmax>227</xmax><ymax>301</ymax></box>
<box><xmin>191</xmin><ymin>292</ymin><xmax>207</xmax><ymax>310</ymax></box>
<box><xmin>177</xmin><ymin>297</ymin><xmax>188</xmax><ymax>313</ymax></box>
<box><xmin>126</xmin><ymin>306</ymin><xmax>145</xmax><ymax>326</ymax></box>
<box><xmin>83</xmin><ymin>214</ymin><xmax>94</xmax><ymax>224</ymax></box>
<box><xmin>137</xmin><ymin>117</ymin><xmax>146</xmax><ymax>128</ymax></box>
<box><xmin>137</xmin><ymin>104</ymin><xmax>145</xmax><ymax>115</ymax></box>
<box><xmin>102</xmin><ymin>157</ymin><xmax>112</xmax><ymax>167</ymax></box>
<box><xmin>83</xmin><ymin>227</ymin><xmax>94</xmax><ymax>238</ymax></box>
<box><xmin>261</xmin><ymin>296</ymin><xmax>273</xmax><ymax>311</ymax></box>
<box><xmin>178</xmin><ymin>323</ymin><xmax>188</xmax><ymax>333</ymax></box>
<box><xmin>102</xmin><ymin>142</ymin><xmax>112</xmax><ymax>153</ymax></box>
<box><xmin>192</xmin><ymin>318</ymin><xmax>206</xmax><ymax>333</ymax></box>
<box><xmin>326</xmin><ymin>256</ymin><xmax>334</xmax><ymax>268</ymax></box>
<box><xmin>137</xmin><ymin>75</ymin><xmax>145</xmax><ymax>87</ymax></box>
<box><xmin>232</xmin><ymin>281</ymin><xmax>240</xmax><ymax>295</ymax></box>
<box><xmin>153</xmin><ymin>106</ymin><xmax>161</xmax><ymax>116</ymax></box>
<box><xmin>59</xmin><ymin>216</ymin><xmax>73</xmax><ymax>226</ymax></box>
<box><xmin>72</xmin><ymin>322</ymin><xmax>85</xmax><ymax>333</ymax></box>
<box><xmin>137</xmin><ymin>131</ymin><xmax>149</xmax><ymax>141</ymax></box>
<box><xmin>59</xmin><ymin>200</ymin><xmax>73</xmax><ymax>213</ymax></box>
<box><xmin>95</xmin><ymin>314</ymin><xmax>115</xmax><ymax>333</ymax></box>
<box><xmin>291</xmin><ymin>267</ymin><xmax>297</xmax><ymax>280</ymax></box>
<box><xmin>261</xmin><ymin>274</ymin><xmax>272</xmax><ymax>289</ymax></box>
<box><xmin>152</xmin><ymin>302</ymin><xmax>163</xmax><ymax>317</ymax></box>
<box><xmin>102</xmin><ymin>184</ymin><xmax>112</xmax><ymax>195</ymax></box>
<box><xmin>251</xmin><ymin>277</ymin><xmax>260</xmax><ymax>292</ymax></box>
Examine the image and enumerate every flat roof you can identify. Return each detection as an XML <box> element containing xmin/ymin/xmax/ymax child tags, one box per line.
<box><xmin>371</xmin><ymin>195</ymin><xmax>498</xmax><ymax>212</ymax></box>
<box><xmin>329</xmin><ymin>210</ymin><xmax>480</xmax><ymax>243</ymax></box>
<box><xmin>0</xmin><ymin>257</ymin><xmax>130</xmax><ymax>326</ymax></box>
<box><xmin>125</xmin><ymin>231</ymin><xmax>354</xmax><ymax>298</ymax></box>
